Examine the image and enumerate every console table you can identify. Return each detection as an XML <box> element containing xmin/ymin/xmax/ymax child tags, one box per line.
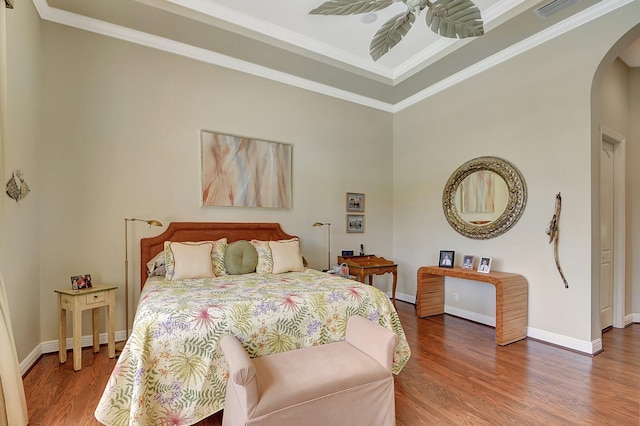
<box><xmin>416</xmin><ymin>266</ymin><xmax>528</xmax><ymax>345</ymax></box>
<box><xmin>338</xmin><ymin>255</ymin><xmax>397</xmax><ymax>303</ymax></box>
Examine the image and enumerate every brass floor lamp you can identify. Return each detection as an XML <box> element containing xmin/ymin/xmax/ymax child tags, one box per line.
<box><xmin>312</xmin><ymin>222</ymin><xmax>331</xmax><ymax>271</ymax></box>
<box><xmin>116</xmin><ymin>218</ymin><xmax>162</xmax><ymax>352</ymax></box>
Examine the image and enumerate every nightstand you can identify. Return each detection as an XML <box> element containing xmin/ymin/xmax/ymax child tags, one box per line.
<box><xmin>55</xmin><ymin>285</ymin><xmax>117</xmax><ymax>371</ymax></box>
<box><xmin>338</xmin><ymin>255</ymin><xmax>398</xmax><ymax>303</ymax></box>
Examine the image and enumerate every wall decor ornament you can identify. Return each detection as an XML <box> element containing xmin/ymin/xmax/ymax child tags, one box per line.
<box><xmin>5</xmin><ymin>170</ymin><xmax>30</xmax><ymax>203</ymax></box>
<box><xmin>546</xmin><ymin>192</ymin><xmax>569</xmax><ymax>288</ymax></box>
<box><xmin>309</xmin><ymin>0</ymin><xmax>484</xmax><ymax>61</ymax></box>
<box><xmin>201</xmin><ymin>131</ymin><xmax>292</xmax><ymax>208</ymax></box>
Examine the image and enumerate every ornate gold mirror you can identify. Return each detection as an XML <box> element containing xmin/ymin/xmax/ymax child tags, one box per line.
<box><xmin>443</xmin><ymin>157</ymin><xmax>527</xmax><ymax>239</ymax></box>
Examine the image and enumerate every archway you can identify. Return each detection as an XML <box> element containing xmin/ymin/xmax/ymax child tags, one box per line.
<box><xmin>590</xmin><ymin>23</ymin><xmax>640</xmax><ymax>345</ymax></box>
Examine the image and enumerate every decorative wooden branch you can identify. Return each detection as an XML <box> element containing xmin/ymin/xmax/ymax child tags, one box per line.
<box><xmin>547</xmin><ymin>192</ymin><xmax>569</xmax><ymax>288</ymax></box>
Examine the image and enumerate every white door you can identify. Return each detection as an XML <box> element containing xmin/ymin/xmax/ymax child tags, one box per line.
<box><xmin>600</xmin><ymin>141</ymin><xmax>614</xmax><ymax>330</ymax></box>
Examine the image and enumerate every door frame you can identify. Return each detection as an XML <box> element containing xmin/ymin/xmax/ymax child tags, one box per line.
<box><xmin>600</xmin><ymin>126</ymin><xmax>626</xmax><ymax>329</ymax></box>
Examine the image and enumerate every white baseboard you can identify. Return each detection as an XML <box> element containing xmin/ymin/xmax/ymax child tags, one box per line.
<box><xmin>527</xmin><ymin>327</ymin><xmax>602</xmax><ymax>354</ymax></box>
<box><xmin>20</xmin><ymin>309</ymin><xmax>640</xmax><ymax>375</ymax></box>
<box><xmin>20</xmin><ymin>330</ymin><xmax>127</xmax><ymax>376</ymax></box>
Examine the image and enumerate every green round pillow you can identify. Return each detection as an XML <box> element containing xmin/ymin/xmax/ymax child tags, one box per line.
<box><xmin>225</xmin><ymin>240</ymin><xmax>258</xmax><ymax>275</ymax></box>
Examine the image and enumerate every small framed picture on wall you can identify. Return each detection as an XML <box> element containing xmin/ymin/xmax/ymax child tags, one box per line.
<box><xmin>478</xmin><ymin>257</ymin><xmax>492</xmax><ymax>273</ymax></box>
<box><xmin>346</xmin><ymin>193</ymin><xmax>365</xmax><ymax>212</ymax></box>
<box><xmin>438</xmin><ymin>251</ymin><xmax>455</xmax><ymax>268</ymax></box>
<box><xmin>347</xmin><ymin>215</ymin><xmax>365</xmax><ymax>233</ymax></box>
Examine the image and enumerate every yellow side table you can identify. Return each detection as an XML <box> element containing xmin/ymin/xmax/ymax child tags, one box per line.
<box><xmin>55</xmin><ymin>285</ymin><xmax>117</xmax><ymax>371</ymax></box>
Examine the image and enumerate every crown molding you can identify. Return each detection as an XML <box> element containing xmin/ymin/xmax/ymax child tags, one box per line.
<box><xmin>33</xmin><ymin>0</ymin><xmax>633</xmax><ymax>113</ymax></box>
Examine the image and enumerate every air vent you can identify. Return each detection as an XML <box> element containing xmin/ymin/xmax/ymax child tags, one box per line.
<box><xmin>535</xmin><ymin>0</ymin><xmax>579</xmax><ymax>18</ymax></box>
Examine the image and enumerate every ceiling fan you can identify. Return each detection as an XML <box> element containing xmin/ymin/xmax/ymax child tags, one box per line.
<box><xmin>310</xmin><ymin>0</ymin><xmax>485</xmax><ymax>61</ymax></box>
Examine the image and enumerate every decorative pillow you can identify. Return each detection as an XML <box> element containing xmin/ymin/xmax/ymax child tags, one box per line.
<box><xmin>269</xmin><ymin>239</ymin><xmax>305</xmax><ymax>274</ymax></box>
<box><xmin>250</xmin><ymin>239</ymin><xmax>274</xmax><ymax>273</ymax></box>
<box><xmin>225</xmin><ymin>240</ymin><xmax>258</xmax><ymax>275</ymax></box>
<box><xmin>146</xmin><ymin>251</ymin><xmax>165</xmax><ymax>276</ymax></box>
<box><xmin>165</xmin><ymin>241</ymin><xmax>215</xmax><ymax>280</ymax></box>
<box><xmin>211</xmin><ymin>238</ymin><xmax>228</xmax><ymax>277</ymax></box>
<box><xmin>164</xmin><ymin>239</ymin><xmax>228</xmax><ymax>279</ymax></box>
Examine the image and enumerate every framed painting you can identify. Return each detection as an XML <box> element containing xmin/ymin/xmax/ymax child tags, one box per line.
<box><xmin>346</xmin><ymin>192</ymin><xmax>365</xmax><ymax>212</ymax></box>
<box><xmin>201</xmin><ymin>131</ymin><xmax>292</xmax><ymax>208</ymax></box>
<box><xmin>347</xmin><ymin>215</ymin><xmax>365</xmax><ymax>233</ymax></box>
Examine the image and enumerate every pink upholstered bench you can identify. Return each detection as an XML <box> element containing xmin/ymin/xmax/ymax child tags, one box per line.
<box><xmin>219</xmin><ymin>315</ymin><xmax>399</xmax><ymax>426</ymax></box>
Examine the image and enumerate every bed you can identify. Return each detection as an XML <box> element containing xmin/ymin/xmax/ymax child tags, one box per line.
<box><xmin>95</xmin><ymin>222</ymin><xmax>411</xmax><ymax>426</ymax></box>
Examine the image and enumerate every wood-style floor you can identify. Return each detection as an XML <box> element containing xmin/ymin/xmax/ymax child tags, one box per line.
<box><xmin>23</xmin><ymin>301</ymin><xmax>639</xmax><ymax>425</ymax></box>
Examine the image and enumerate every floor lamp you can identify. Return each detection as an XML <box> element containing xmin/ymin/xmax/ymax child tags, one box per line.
<box><xmin>312</xmin><ymin>222</ymin><xmax>331</xmax><ymax>271</ymax></box>
<box><xmin>116</xmin><ymin>218</ymin><xmax>162</xmax><ymax>352</ymax></box>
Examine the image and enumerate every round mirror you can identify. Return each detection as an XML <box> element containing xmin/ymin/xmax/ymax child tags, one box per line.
<box><xmin>443</xmin><ymin>157</ymin><xmax>527</xmax><ymax>239</ymax></box>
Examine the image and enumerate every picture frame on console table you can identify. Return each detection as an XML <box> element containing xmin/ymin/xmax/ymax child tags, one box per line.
<box><xmin>478</xmin><ymin>257</ymin><xmax>492</xmax><ymax>273</ymax></box>
<box><xmin>462</xmin><ymin>255</ymin><xmax>474</xmax><ymax>269</ymax></box>
<box><xmin>438</xmin><ymin>250</ymin><xmax>454</xmax><ymax>268</ymax></box>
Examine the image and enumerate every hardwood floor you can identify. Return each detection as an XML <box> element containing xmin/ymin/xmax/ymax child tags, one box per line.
<box><xmin>23</xmin><ymin>301</ymin><xmax>639</xmax><ymax>425</ymax></box>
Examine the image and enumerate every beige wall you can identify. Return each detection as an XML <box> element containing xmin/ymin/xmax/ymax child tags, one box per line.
<box><xmin>3</xmin><ymin>0</ymin><xmax>42</xmax><ymax>361</ymax></box>
<box><xmin>393</xmin><ymin>2</ymin><xmax>640</xmax><ymax>349</ymax></box>
<box><xmin>631</xmin><ymin>68</ymin><xmax>640</xmax><ymax>315</ymax></box>
<box><xmin>3</xmin><ymin>0</ymin><xmax>640</xmax><ymax>363</ymax></box>
<box><xmin>35</xmin><ymin>23</ymin><xmax>394</xmax><ymax>345</ymax></box>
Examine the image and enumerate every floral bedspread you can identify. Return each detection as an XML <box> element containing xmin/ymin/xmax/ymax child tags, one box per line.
<box><xmin>94</xmin><ymin>269</ymin><xmax>411</xmax><ymax>426</ymax></box>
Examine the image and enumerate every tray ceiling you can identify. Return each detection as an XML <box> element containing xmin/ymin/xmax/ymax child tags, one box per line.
<box><xmin>36</xmin><ymin>0</ymin><xmax>637</xmax><ymax>111</ymax></box>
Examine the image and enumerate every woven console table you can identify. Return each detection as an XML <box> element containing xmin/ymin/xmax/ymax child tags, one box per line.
<box><xmin>416</xmin><ymin>266</ymin><xmax>528</xmax><ymax>345</ymax></box>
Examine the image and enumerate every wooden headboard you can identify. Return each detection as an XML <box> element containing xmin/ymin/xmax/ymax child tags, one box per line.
<box><xmin>140</xmin><ymin>222</ymin><xmax>297</xmax><ymax>289</ymax></box>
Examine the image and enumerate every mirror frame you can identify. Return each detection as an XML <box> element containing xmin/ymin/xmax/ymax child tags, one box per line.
<box><xmin>442</xmin><ymin>156</ymin><xmax>527</xmax><ymax>239</ymax></box>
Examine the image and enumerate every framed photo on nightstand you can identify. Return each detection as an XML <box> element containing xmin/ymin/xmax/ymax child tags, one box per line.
<box><xmin>70</xmin><ymin>274</ymin><xmax>92</xmax><ymax>290</ymax></box>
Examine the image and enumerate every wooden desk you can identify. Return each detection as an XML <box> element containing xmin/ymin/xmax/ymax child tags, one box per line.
<box><xmin>338</xmin><ymin>255</ymin><xmax>398</xmax><ymax>303</ymax></box>
<box><xmin>416</xmin><ymin>266</ymin><xmax>528</xmax><ymax>345</ymax></box>
<box><xmin>55</xmin><ymin>285</ymin><xmax>117</xmax><ymax>371</ymax></box>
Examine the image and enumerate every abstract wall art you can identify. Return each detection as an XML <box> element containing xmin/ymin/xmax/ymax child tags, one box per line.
<box><xmin>201</xmin><ymin>131</ymin><xmax>292</xmax><ymax>208</ymax></box>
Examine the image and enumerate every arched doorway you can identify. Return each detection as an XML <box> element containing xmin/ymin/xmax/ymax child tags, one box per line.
<box><xmin>590</xmin><ymin>23</ymin><xmax>640</xmax><ymax>345</ymax></box>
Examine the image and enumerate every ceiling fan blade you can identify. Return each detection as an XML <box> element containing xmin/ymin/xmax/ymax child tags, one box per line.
<box><xmin>425</xmin><ymin>0</ymin><xmax>484</xmax><ymax>39</ymax></box>
<box><xmin>370</xmin><ymin>11</ymin><xmax>415</xmax><ymax>61</ymax></box>
<box><xmin>309</xmin><ymin>0</ymin><xmax>394</xmax><ymax>15</ymax></box>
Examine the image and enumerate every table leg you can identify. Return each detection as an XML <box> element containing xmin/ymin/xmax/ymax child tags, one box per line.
<box><xmin>107</xmin><ymin>290</ymin><xmax>115</xmax><ymax>358</ymax></box>
<box><xmin>72</xmin><ymin>307</ymin><xmax>82</xmax><ymax>371</ymax></box>
<box><xmin>58</xmin><ymin>296</ymin><xmax>67</xmax><ymax>364</ymax></box>
<box><xmin>92</xmin><ymin>308</ymin><xmax>100</xmax><ymax>353</ymax></box>
<box><xmin>391</xmin><ymin>270</ymin><xmax>397</xmax><ymax>304</ymax></box>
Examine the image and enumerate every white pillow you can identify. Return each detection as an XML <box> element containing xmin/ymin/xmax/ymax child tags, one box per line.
<box><xmin>269</xmin><ymin>239</ymin><xmax>304</xmax><ymax>274</ymax></box>
<box><xmin>168</xmin><ymin>241</ymin><xmax>215</xmax><ymax>280</ymax></box>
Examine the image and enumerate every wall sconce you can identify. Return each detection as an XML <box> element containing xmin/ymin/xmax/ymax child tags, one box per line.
<box><xmin>312</xmin><ymin>222</ymin><xmax>331</xmax><ymax>271</ymax></box>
